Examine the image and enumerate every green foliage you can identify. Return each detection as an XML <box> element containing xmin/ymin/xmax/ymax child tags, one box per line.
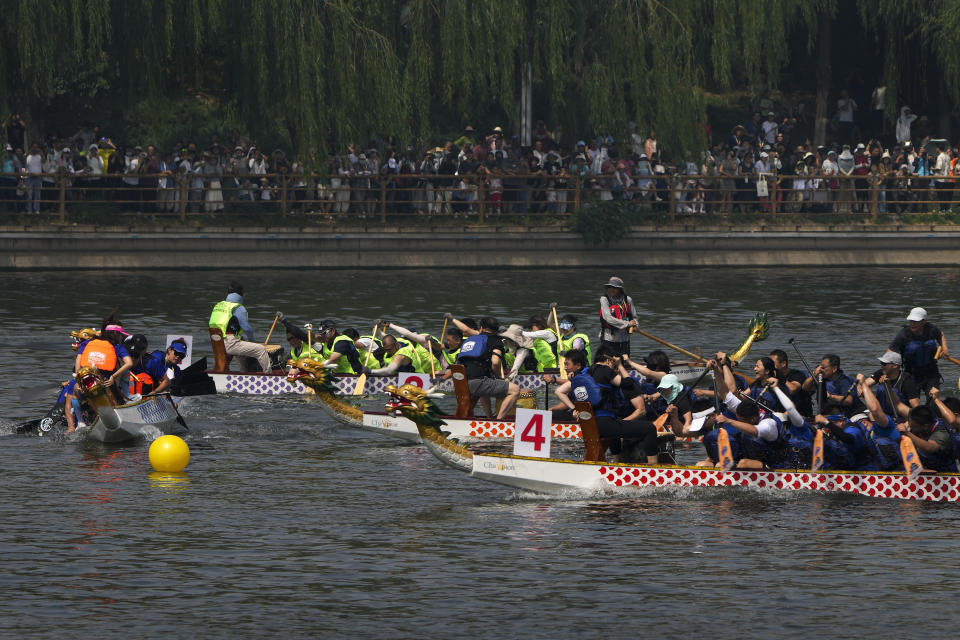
<box><xmin>2</xmin><ymin>1</ymin><xmax>958</xmax><ymax>157</ymax></box>
<box><xmin>573</xmin><ymin>199</ymin><xmax>636</xmax><ymax>246</ymax></box>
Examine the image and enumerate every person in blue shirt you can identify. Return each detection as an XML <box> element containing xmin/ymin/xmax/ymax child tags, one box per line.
<box><xmin>801</xmin><ymin>353</ymin><xmax>862</xmax><ymax>418</ymax></box>
<box><xmin>813</xmin><ymin>402</ymin><xmax>874</xmax><ymax>471</ymax></box>
<box><xmin>130</xmin><ymin>338</ymin><xmax>186</xmax><ymax>396</ymax></box>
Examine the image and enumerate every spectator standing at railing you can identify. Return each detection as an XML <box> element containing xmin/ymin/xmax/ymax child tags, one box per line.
<box><xmin>1</xmin><ymin>144</ymin><xmax>16</xmax><ymax>211</ymax></box>
<box><xmin>852</xmin><ymin>143</ymin><xmax>870</xmax><ymax>212</ymax></box>
<box><xmin>122</xmin><ymin>147</ymin><xmax>140</xmax><ymax>210</ymax></box>
<box><xmin>24</xmin><ymin>144</ymin><xmax>43</xmax><ymax>214</ymax></box>
<box><xmin>41</xmin><ymin>146</ymin><xmax>58</xmax><ymax>208</ymax></box>
<box><xmin>202</xmin><ymin>150</ymin><xmax>224</xmax><ymax>213</ymax></box>
<box><xmin>913</xmin><ymin>145</ymin><xmax>932</xmax><ymax>211</ymax></box>
<box><xmin>140</xmin><ymin>151</ymin><xmax>160</xmax><ymax>213</ymax></box>
<box><xmin>744</xmin><ymin>112</ymin><xmax>762</xmax><ymax>145</ymax></box>
<box><xmin>934</xmin><ymin>142</ymin><xmax>952</xmax><ymax>212</ymax></box>
<box><xmin>416</xmin><ymin>148</ymin><xmax>437</xmax><ymax>215</ymax></box>
<box><xmin>156</xmin><ymin>151</ymin><xmax>175</xmax><ymax>212</ymax></box>
<box><xmin>835</xmin><ymin>145</ymin><xmax>853</xmax><ymax>213</ymax></box>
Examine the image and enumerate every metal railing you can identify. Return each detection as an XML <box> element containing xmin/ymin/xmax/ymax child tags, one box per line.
<box><xmin>2</xmin><ymin>171</ymin><xmax>958</xmax><ymax>224</ymax></box>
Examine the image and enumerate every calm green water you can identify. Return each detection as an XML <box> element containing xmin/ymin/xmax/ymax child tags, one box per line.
<box><xmin>2</xmin><ymin>267</ymin><xmax>959</xmax><ymax>638</ymax></box>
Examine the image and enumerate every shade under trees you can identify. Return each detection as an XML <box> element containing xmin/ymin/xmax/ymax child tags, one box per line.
<box><xmin>2</xmin><ymin>0</ymin><xmax>960</xmax><ymax>155</ymax></box>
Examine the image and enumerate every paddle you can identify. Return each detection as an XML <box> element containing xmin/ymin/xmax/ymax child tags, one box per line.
<box><xmin>631</xmin><ymin>327</ymin><xmax>706</xmax><ymax>363</ymax></box>
<box><xmin>550</xmin><ymin>302</ymin><xmax>567</xmax><ymax>380</ymax></box>
<box><xmin>18</xmin><ymin>382</ymin><xmax>64</xmax><ymax>402</ymax></box>
<box><xmin>811</xmin><ymin>429</ymin><xmax>825</xmax><ymax>471</ymax></box>
<box><xmin>717</xmin><ymin>427</ymin><xmax>735</xmax><ymax>470</ymax></box>
<box><xmin>353</xmin><ymin>322</ymin><xmax>380</xmax><ymax>395</ymax></box>
<box><xmin>427</xmin><ymin>340</ymin><xmax>437</xmax><ymax>378</ymax></box>
<box><xmin>264</xmin><ymin>312</ymin><xmax>280</xmax><ymax>346</ymax></box>
<box><xmin>934</xmin><ymin>346</ymin><xmax>960</xmax><ymax>368</ymax></box>
<box><xmin>900</xmin><ymin>435</ymin><xmax>923</xmax><ymax>481</ymax></box>
<box><xmin>787</xmin><ymin>337</ymin><xmax>815</xmax><ymax>378</ymax></box>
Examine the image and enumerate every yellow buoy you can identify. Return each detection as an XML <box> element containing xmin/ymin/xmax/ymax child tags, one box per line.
<box><xmin>149</xmin><ymin>435</ymin><xmax>190</xmax><ymax>472</ymax></box>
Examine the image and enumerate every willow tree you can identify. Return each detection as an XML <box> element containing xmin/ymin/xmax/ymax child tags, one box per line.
<box><xmin>8</xmin><ymin>1</ymin><xmax>952</xmax><ymax>157</ymax></box>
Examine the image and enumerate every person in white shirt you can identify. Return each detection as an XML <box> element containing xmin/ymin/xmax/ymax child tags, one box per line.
<box><xmin>24</xmin><ymin>144</ymin><xmax>43</xmax><ymax>213</ymax></box>
<box><xmin>934</xmin><ymin>142</ymin><xmax>952</xmax><ymax>211</ymax></box>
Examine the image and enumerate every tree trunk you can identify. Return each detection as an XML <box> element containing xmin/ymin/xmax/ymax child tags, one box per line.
<box><xmin>814</xmin><ymin>9</ymin><xmax>832</xmax><ymax>147</ymax></box>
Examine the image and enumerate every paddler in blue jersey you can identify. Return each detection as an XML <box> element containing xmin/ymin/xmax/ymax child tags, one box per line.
<box><xmin>129</xmin><ymin>338</ymin><xmax>187</xmax><ymax>396</ymax></box>
<box><xmin>800</xmin><ymin>353</ymin><xmax>861</xmax><ymax>417</ymax></box>
<box><xmin>443</xmin><ymin>316</ymin><xmax>520</xmax><ymax>420</ymax></box>
<box><xmin>701</xmin><ymin>354</ymin><xmax>789</xmax><ymax>470</ymax></box>
<box><xmin>553</xmin><ymin>348</ymin><xmax>660</xmax><ymax>464</ymax></box>
<box><xmin>888</xmin><ymin>306</ymin><xmax>949</xmax><ymax>396</ymax></box>
<box><xmin>813</xmin><ymin>403</ymin><xmax>875</xmax><ymax>471</ymax></box>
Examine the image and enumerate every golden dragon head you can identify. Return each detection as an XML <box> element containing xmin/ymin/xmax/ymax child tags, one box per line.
<box><xmin>728</xmin><ymin>312</ymin><xmax>769</xmax><ymax>364</ymax></box>
<box><xmin>286</xmin><ymin>357</ymin><xmax>337</xmax><ymax>394</ymax></box>
<box><xmin>74</xmin><ymin>366</ymin><xmax>109</xmax><ymax>405</ymax></box>
<box><xmin>70</xmin><ymin>328</ymin><xmax>101</xmax><ymax>352</ymax></box>
<box><xmin>384</xmin><ymin>384</ymin><xmax>447</xmax><ymax>430</ymax></box>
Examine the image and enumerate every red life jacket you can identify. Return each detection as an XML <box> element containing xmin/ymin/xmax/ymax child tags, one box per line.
<box><xmin>129</xmin><ymin>372</ymin><xmax>155</xmax><ymax>396</ymax></box>
<box><xmin>599</xmin><ymin>297</ymin><xmax>632</xmax><ymax>329</ymax></box>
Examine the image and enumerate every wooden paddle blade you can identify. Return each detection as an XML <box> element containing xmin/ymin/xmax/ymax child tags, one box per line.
<box><xmin>352</xmin><ymin>374</ymin><xmax>367</xmax><ymax>395</ymax></box>
<box><xmin>449</xmin><ymin>364</ymin><xmax>473</xmax><ymax>418</ymax></box>
<box><xmin>900</xmin><ymin>436</ymin><xmax>923</xmax><ymax>481</ymax></box>
<box><xmin>811</xmin><ymin>429</ymin><xmax>825</xmax><ymax>472</ymax></box>
<box><xmin>653</xmin><ymin>412</ymin><xmax>669</xmax><ymax>433</ymax></box>
<box><xmin>717</xmin><ymin>427</ymin><xmax>735</xmax><ymax>471</ymax></box>
<box><xmin>574</xmin><ymin>401</ymin><xmax>605</xmax><ymax>462</ymax></box>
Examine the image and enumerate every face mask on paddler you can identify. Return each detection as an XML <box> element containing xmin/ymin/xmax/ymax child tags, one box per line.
<box><xmin>658</xmin><ymin>374</ymin><xmax>683</xmax><ymax>404</ymax></box>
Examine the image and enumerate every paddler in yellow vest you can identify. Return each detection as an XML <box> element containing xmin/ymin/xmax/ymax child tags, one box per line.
<box><xmin>209</xmin><ymin>282</ymin><xmax>271</xmax><ymax>372</ymax></box>
<box><xmin>502</xmin><ymin>318</ymin><xmax>558</xmax><ymax>378</ymax></box>
<box><xmin>277</xmin><ymin>313</ymin><xmax>323</xmax><ymax>361</ymax></box>
<box><xmin>317</xmin><ymin>319</ymin><xmax>364</xmax><ymax>374</ymax></box>
<box><xmin>557</xmin><ymin>314</ymin><xmax>592</xmax><ymax>363</ymax></box>
<box><xmin>343</xmin><ymin>328</ymin><xmax>383</xmax><ymax>368</ymax></box>
<box><xmin>382</xmin><ymin>321</ymin><xmax>445</xmax><ymax>374</ymax></box>
<box><xmin>368</xmin><ymin>332</ymin><xmax>422</xmax><ymax>375</ymax></box>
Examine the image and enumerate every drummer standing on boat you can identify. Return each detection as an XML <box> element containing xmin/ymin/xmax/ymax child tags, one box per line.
<box><xmin>209</xmin><ymin>282</ymin><xmax>271</xmax><ymax>372</ymax></box>
<box><xmin>888</xmin><ymin>307</ymin><xmax>949</xmax><ymax>395</ymax></box>
<box><xmin>597</xmin><ymin>276</ymin><xmax>637</xmax><ymax>363</ymax></box>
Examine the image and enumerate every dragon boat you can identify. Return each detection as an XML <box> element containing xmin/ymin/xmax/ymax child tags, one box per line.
<box><xmin>293</xmin><ymin>360</ymin><xmax>680</xmax><ymax>465</ymax></box>
<box><xmin>22</xmin><ymin>366</ymin><xmax>188</xmax><ymax>443</ymax></box>
<box><xmin>385</xmin><ymin>384</ymin><xmax>960</xmax><ymax>503</ymax></box>
<box><xmin>292</xmin><ymin>314</ymin><xmax>772</xmax><ymax>443</ymax></box>
<box><xmin>205</xmin><ymin>313</ymin><xmax>769</xmax><ymax>398</ymax></box>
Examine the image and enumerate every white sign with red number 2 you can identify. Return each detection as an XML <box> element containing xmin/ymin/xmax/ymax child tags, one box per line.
<box><xmin>513</xmin><ymin>408</ymin><xmax>552</xmax><ymax>458</ymax></box>
<box><xmin>398</xmin><ymin>372</ymin><xmax>432</xmax><ymax>389</ymax></box>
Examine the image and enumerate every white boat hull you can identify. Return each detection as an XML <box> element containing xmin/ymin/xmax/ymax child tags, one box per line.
<box><xmin>438</xmin><ymin>449</ymin><xmax>960</xmax><ymax>502</ymax></box>
<box><xmin>80</xmin><ymin>395</ymin><xmax>185</xmax><ymax>444</ymax></box>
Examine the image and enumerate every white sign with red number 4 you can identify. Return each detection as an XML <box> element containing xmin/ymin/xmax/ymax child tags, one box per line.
<box><xmin>398</xmin><ymin>372</ymin><xmax>432</xmax><ymax>389</ymax></box>
<box><xmin>513</xmin><ymin>408</ymin><xmax>552</xmax><ymax>458</ymax></box>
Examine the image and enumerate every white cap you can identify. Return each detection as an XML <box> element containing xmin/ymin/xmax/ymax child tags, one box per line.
<box><xmin>688</xmin><ymin>407</ymin><xmax>715</xmax><ymax>434</ymax></box>
<box><xmin>878</xmin><ymin>351</ymin><xmax>902</xmax><ymax>365</ymax></box>
<box><xmin>907</xmin><ymin>307</ymin><xmax>927</xmax><ymax>322</ymax></box>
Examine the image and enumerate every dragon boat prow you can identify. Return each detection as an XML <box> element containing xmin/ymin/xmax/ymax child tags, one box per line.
<box><xmin>385</xmin><ymin>384</ymin><xmax>473</xmax><ymax>472</ymax></box>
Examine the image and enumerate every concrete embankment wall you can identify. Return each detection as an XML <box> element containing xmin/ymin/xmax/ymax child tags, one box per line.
<box><xmin>2</xmin><ymin>224</ymin><xmax>960</xmax><ymax>270</ymax></box>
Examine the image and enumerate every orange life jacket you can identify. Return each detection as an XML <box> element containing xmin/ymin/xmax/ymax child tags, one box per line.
<box><xmin>79</xmin><ymin>339</ymin><xmax>118</xmax><ymax>372</ymax></box>
<box><xmin>129</xmin><ymin>372</ymin><xmax>155</xmax><ymax>396</ymax></box>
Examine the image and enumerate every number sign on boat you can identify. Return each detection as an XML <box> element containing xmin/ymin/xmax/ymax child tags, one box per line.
<box><xmin>513</xmin><ymin>408</ymin><xmax>552</xmax><ymax>458</ymax></box>
<box><xmin>397</xmin><ymin>372</ymin><xmax>433</xmax><ymax>389</ymax></box>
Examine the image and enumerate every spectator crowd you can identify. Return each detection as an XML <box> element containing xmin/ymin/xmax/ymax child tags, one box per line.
<box><xmin>3</xmin><ymin>94</ymin><xmax>960</xmax><ymax>218</ymax></box>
